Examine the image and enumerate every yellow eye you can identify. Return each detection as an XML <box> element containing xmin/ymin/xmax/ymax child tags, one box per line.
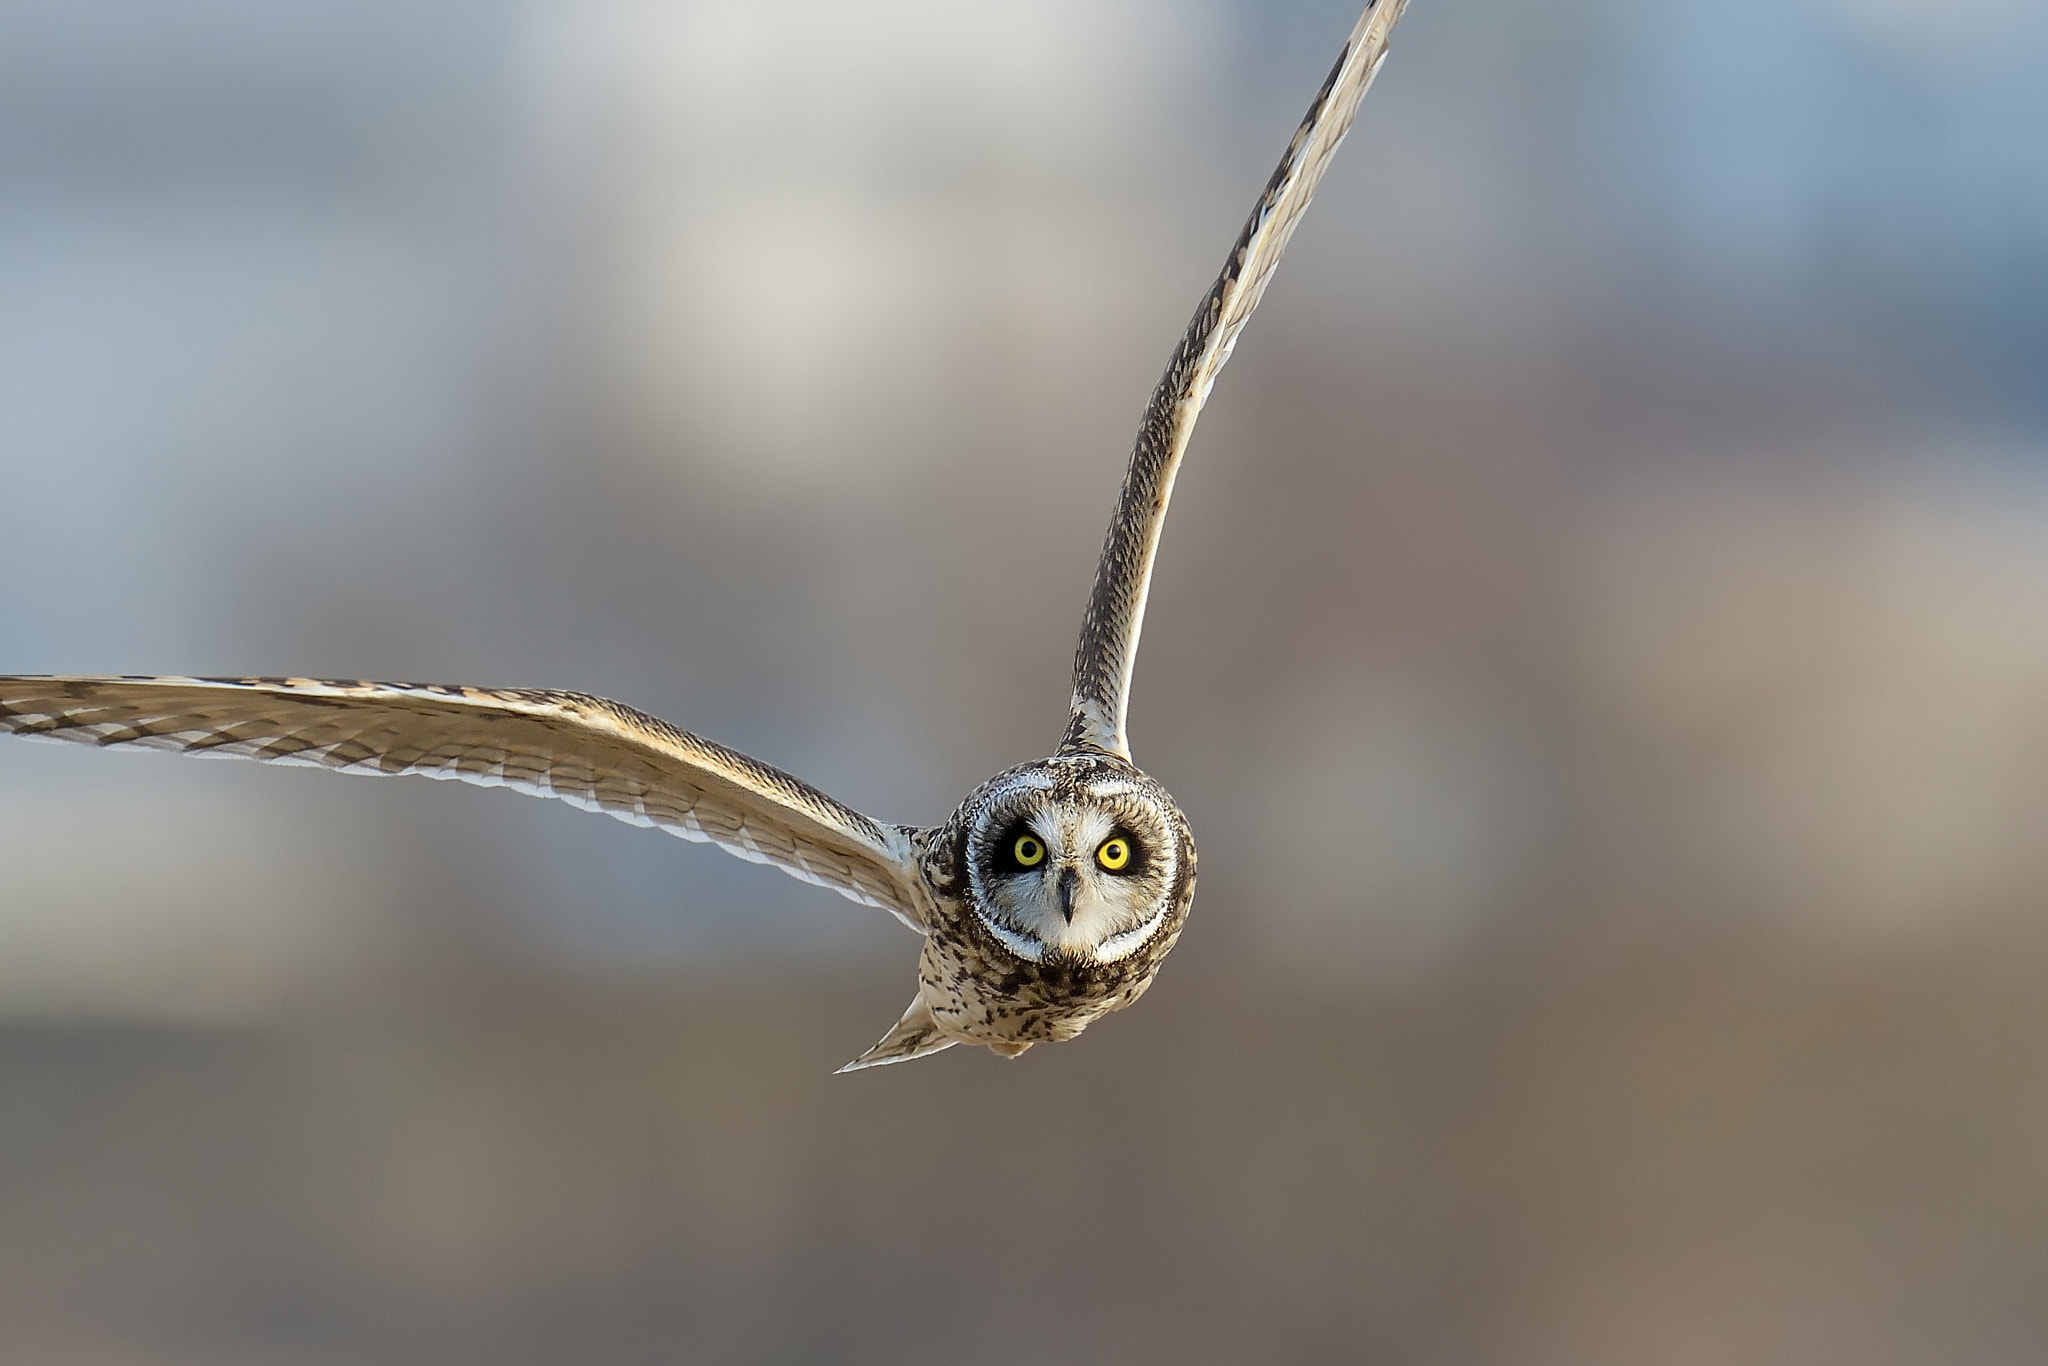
<box><xmin>1012</xmin><ymin>834</ymin><xmax>1045</xmax><ymax>867</ymax></box>
<box><xmin>1097</xmin><ymin>837</ymin><xmax>1132</xmax><ymax>872</ymax></box>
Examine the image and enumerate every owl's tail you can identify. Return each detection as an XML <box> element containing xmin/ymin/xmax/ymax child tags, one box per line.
<box><xmin>836</xmin><ymin>994</ymin><xmax>960</xmax><ymax>1073</ymax></box>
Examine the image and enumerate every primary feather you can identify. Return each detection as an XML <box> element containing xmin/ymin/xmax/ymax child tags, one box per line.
<box><xmin>1063</xmin><ymin>0</ymin><xmax>1410</xmax><ymax>761</ymax></box>
<box><xmin>0</xmin><ymin>675</ymin><xmax>926</xmax><ymax>928</ymax></box>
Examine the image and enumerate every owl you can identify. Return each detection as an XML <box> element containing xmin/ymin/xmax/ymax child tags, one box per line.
<box><xmin>0</xmin><ymin>1</ymin><xmax>1411</xmax><ymax>1071</ymax></box>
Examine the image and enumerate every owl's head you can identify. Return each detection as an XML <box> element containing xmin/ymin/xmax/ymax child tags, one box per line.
<box><xmin>961</xmin><ymin>757</ymin><xmax>1191</xmax><ymax>965</ymax></box>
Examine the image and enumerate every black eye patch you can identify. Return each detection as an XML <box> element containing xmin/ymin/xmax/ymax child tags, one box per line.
<box><xmin>993</xmin><ymin>823</ymin><xmax>1046</xmax><ymax>872</ymax></box>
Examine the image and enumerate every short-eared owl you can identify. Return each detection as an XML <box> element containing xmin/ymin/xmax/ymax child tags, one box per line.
<box><xmin>0</xmin><ymin>2</ymin><xmax>1411</xmax><ymax>1070</ymax></box>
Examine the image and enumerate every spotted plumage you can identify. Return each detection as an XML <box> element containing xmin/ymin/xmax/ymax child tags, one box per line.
<box><xmin>0</xmin><ymin>1</ymin><xmax>1411</xmax><ymax>1071</ymax></box>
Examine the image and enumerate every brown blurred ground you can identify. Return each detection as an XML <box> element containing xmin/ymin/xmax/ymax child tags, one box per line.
<box><xmin>8</xmin><ymin>933</ymin><xmax>2048</xmax><ymax>1366</ymax></box>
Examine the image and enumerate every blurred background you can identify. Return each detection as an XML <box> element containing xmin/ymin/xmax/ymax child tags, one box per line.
<box><xmin>3</xmin><ymin>0</ymin><xmax>2048</xmax><ymax>1360</ymax></box>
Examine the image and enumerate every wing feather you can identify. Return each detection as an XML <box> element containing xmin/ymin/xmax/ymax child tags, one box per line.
<box><xmin>1062</xmin><ymin>0</ymin><xmax>1411</xmax><ymax>760</ymax></box>
<box><xmin>0</xmin><ymin>675</ymin><xmax>928</xmax><ymax>929</ymax></box>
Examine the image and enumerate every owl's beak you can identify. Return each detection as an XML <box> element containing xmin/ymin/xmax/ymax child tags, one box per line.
<box><xmin>1056</xmin><ymin>867</ymin><xmax>1079</xmax><ymax>923</ymax></box>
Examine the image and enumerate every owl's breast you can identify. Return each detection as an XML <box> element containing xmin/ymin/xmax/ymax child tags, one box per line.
<box><xmin>917</xmin><ymin>873</ymin><xmax>1195</xmax><ymax>1048</ymax></box>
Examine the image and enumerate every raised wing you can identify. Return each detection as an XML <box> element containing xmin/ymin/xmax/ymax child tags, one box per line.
<box><xmin>0</xmin><ymin>675</ymin><xmax>928</xmax><ymax>929</ymax></box>
<box><xmin>1061</xmin><ymin>0</ymin><xmax>1411</xmax><ymax>761</ymax></box>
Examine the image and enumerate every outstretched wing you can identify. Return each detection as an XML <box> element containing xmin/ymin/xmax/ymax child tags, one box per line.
<box><xmin>1061</xmin><ymin>0</ymin><xmax>1411</xmax><ymax>761</ymax></box>
<box><xmin>0</xmin><ymin>675</ymin><xmax>928</xmax><ymax>929</ymax></box>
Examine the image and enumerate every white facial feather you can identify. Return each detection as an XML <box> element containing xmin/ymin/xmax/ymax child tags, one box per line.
<box><xmin>965</xmin><ymin>771</ymin><xmax>1178</xmax><ymax>964</ymax></box>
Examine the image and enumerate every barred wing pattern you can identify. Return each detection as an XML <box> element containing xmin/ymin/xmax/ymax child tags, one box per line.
<box><xmin>1062</xmin><ymin>0</ymin><xmax>1410</xmax><ymax>761</ymax></box>
<box><xmin>0</xmin><ymin>676</ymin><xmax>927</xmax><ymax>929</ymax></box>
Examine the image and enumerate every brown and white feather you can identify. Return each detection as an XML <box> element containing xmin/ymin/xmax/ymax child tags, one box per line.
<box><xmin>0</xmin><ymin>675</ymin><xmax>927</xmax><ymax>928</ymax></box>
<box><xmin>1062</xmin><ymin>0</ymin><xmax>1410</xmax><ymax>760</ymax></box>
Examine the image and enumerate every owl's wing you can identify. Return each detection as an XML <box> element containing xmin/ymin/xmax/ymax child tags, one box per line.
<box><xmin>1060</xmin><ymin>0</ymin><xmax>1410</xmax><ymax>761</ymax></box>
<box><xmin>0</xmin><ymin>675</ymin><xmax>929</xmax><ymax>930</ymax></box>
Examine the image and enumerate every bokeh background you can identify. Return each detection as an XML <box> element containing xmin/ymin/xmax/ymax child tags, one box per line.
<box><xmin>3</xmin><ymin>0</ymin><xmax>2048</xmax><ymax>1361</ymax></box>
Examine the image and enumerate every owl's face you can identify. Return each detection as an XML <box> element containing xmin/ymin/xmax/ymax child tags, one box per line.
<box><xmin>963</xmin><ymin>760</ymin><xmax>1185</xmax><ymax>965</ymax></box>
